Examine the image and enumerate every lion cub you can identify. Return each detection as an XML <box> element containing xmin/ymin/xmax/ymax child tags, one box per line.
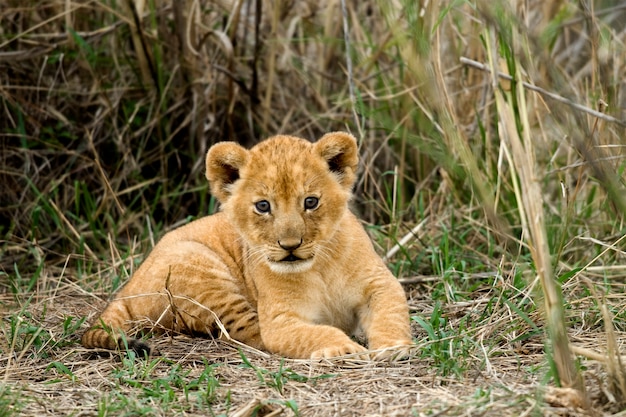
<box><xmin>81</xmin><ymin>132</ymin><xmax>413</xmax><ymax>359</ymax></box>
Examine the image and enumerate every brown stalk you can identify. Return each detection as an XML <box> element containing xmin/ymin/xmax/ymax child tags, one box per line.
<box><xmin>261</xmin><ymin>0</ymin><xmax>281</xmax><ymax>132</ymax></box>
<box><xmin>124</xmin><ymin>0</ymin><xmax>157</xmax><ymax>92</ymax></box>
<box><xmin>485</xmin><ymin>30</ymin><xmax>587</xmax><ymax>405</ymax></box>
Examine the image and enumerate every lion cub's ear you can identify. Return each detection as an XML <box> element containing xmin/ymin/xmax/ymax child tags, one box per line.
<box><xmin>314</xmin><ymin>132</ymin><xmax>359</xmax><ymax>189</ymax></box>
<box><xmin>206</xmin><ymin>142</ymin><xmax>249</xmax><ymax>202</ymax></box>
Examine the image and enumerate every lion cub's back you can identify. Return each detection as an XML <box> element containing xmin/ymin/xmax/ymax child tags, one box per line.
<box><xmin>118</xmin><ymin>212</ymin><xmax>246</xmax><ymax>299</ymax></box>
<box><xmin>157</xmin><ymin>212</ymin><xmax>233</xmax><ymax>246</ymax></box>
<box><xmin>153</xmin><ymin>212</ymin><xmax>245</xmax><ymax>275</ymax></box>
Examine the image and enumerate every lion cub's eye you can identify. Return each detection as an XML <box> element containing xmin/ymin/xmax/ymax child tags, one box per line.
<box><xmin>304</xmin><ymin>196</ymin><xmax>319</xmax><ymax>210</ymax></box>
<box><xmin>254</xmin><ymin>200</ymin><xmax>271</xmax><ymax>214</ymax></box>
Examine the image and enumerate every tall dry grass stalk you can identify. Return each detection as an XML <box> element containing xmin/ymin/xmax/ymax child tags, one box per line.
<box><xmin>473</xmin><ymin>0</ymin><xmax>625</xmax><ymax>407</ymax></box>
<box><xmin>484</xmin><ymin>25</ymin><xmax>586</xmax><ymax>402</ymax></box>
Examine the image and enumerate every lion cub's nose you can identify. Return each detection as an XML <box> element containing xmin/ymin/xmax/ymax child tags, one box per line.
<box><xmin>278</xmin><ymin>238</ymin><xmax>302</xmax><ymax>251</ymax></box>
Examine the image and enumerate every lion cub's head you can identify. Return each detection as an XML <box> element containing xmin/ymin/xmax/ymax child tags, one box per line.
<box><xmin>206</xmin><ymin>132</ymin><xmax>358</xmax><ymax>274</ymax></box>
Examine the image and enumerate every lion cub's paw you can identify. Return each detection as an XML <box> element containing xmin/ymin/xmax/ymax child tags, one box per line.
<box><xmin>371</xmin><ymin>342</ymin><xmax>415</xmax><ymax>361</ymax></box>
<box><xmin>310</xmin><ymin>340</ymin><xmax>368</xmax><ymax>359</ymax></box>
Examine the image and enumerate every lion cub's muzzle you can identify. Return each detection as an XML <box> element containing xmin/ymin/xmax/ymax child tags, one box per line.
<box><xmin>277</xmin><ymin>238</ymin><xmax>305</xmax><ymax>262</ymax></box>
<box><xmin>267</xmin><ymin>238</ymin><xmax>315</xmax><ymax>273</ymax></box>
<box><xmin>278</xmin><ymin>238</ymin><xmax>306</xmax><ymax>263</ymax></box>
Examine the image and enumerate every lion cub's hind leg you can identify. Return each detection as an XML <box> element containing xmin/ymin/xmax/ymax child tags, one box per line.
<box><xmin>167</xmin><ymin>266</ymin><xmax>264</xmax><ymax>351</ymax></box>
<box><xmin>82</xmin><ymin>218</ymin><xmax>266</xmax><ymax>356</ymax></box>
<box><xmin>138</xmin><ymin>240</ymin><xmax>266</xmax><ymax>351</ymax></box>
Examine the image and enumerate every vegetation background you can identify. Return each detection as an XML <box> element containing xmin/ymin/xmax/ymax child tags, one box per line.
<box><xmin>1</xmin><ymin>0</ymin><xmax>626</xmax><ymax>415</ymax></box>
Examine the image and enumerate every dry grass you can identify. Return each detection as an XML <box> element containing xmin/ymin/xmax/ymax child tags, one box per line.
<box><xmin>2</xmin><ymin>0</ymin><xmax>626</xmax><ymax>415</ymax></box>
<box><xmin>4</xmin><ymin>272</ymin><xmax>626</xmax><ymax>416</ymax></box>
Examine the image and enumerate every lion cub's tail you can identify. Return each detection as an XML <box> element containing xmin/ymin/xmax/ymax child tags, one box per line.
<box><xmin>81</xmin><ymin>326</ymin><xmax>152</xmax><ymax>356</ymax></box>
<box><xmin>81</xmin><ymin>327</ymin><xmax>118</xmax><ymax>350</ymax></box>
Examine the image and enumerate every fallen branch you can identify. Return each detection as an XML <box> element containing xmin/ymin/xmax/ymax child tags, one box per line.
<box><xmin>460</xmin><ymin>56</ymin><xmax>626</xmax><ymax>127</ymax></box>
<box><xmin>383</xmin><ymin>216</ymin><xmax>429</xmax><ymax>262</ymax></box>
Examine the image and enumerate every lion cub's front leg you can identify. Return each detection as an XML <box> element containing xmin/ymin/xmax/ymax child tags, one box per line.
<box><xmin>255</xmin><ymin>285</ymin><xmax>366</xmax><ymax>359</ymax></box>
<box><xmin>258</xmin><ymin>309</ymin><xmax>367</xmax><ymax>359</ymax></box>
<box><xmin>255</xmin><ymin>265</ymin><xmax>412</xmax><ymax>359</ymax></box>
<box><xmin>358</xmin><ymin>265</ymin><xmax>414</xmax><ymax>358</ymax></box>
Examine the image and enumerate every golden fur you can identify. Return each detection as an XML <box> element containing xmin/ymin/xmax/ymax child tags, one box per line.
<box><xmin>81</xmin><ymin>132</ymin><xmax>413</xmax><ymax>359</ymax></box>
